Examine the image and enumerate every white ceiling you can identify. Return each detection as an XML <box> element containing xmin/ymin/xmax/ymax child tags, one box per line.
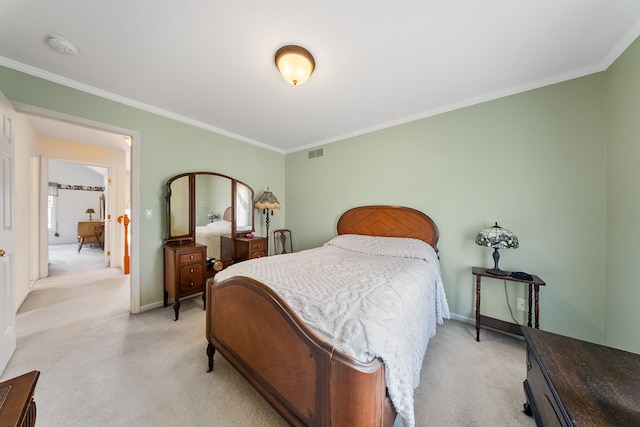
<box><xmin>2</xmin><ymin>1</ymin><xmax>640</xmax><ymax>154</ymax></box>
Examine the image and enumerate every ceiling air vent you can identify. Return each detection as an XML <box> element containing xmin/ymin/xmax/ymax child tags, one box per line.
<box><xmin>308</xmin><ymin>148</ymin><xmax>324</xmax><ymax>159</ymax></box>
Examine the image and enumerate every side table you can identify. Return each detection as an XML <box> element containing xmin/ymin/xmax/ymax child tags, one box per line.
<box><xmin>472</xmin><ymin>266</ymin><xmax>545</xmax><ymax>342</ymax></box>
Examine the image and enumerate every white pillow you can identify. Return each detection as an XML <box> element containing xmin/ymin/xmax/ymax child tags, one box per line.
<box><xmin>206</xmin><ymin>220</ymin><xmax>231</xmax><ymax>229</ymax></box>
<box><xmin>324</xmin><ymin>234</ymin><xmax>436</xmax><ymax>261</ymax></box>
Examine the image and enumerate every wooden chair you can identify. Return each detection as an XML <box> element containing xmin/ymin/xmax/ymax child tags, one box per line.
<box><xmin>272</xmin><ymin>229</ymin><xmax>293</xmax><ymax>255</ymax></box>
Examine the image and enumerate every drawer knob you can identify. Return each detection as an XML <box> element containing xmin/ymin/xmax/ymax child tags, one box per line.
<box><xmin>257</xmin><ymin>244</ymin><xmax>263</xmax><ymax>248</ymax></box>
<box><xmin>190</xmin><ymin>269</ymin><xmax>194</xmax><ymax>273</ymax></box>
<box><xmin>189</xmin><ymin>255</ymin><xmax>194</xmax><ymax>259</ymax></box>
<box><xmin>190</xmin><ymin>282</ymin><xmax>194</xmax><ymax>286</ymax></box>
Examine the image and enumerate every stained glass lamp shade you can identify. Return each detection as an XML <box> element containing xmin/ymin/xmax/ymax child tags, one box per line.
<box><xmin>475</xmin><ymin>222</ymin><xmax>519</xmax><ymax>276</ymax></box>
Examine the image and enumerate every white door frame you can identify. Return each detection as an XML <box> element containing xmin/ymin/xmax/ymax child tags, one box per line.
<box><xmin>15</xmin><ymin>102</ymin><xmax>140</xmax><ymax>314</ymax></box>
<box><xmin>0</xmin><ymin>90</ymin><xmax>16</xmax><ymax>373</ymax></box>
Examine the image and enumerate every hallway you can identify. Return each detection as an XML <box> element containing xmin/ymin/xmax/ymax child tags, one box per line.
<box><xmin>16</xmin><ymin>243</ymin><xmax>129</xmax><ymax>340</ymax></box>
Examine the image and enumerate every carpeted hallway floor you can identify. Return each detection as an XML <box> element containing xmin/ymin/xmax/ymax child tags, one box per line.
<box><xmin>1</xmin><ymin>243</ymin><xmax>535</xmax><ymax>426</ymax></box>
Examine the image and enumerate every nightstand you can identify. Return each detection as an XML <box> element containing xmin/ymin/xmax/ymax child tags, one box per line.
<box><xmin>163</xmin><ymin>242</ymin><xmax>207</xmax><ymax>320</ymax></box>
<box><xmin>220</xmin><ymin>235</ymin><xmax>268</xmax><ymax>262</ymax></box>
<box><xmin>472</xmin><ymin>266</ymin><xmax>545</xmax><ymax>342</ymax></box>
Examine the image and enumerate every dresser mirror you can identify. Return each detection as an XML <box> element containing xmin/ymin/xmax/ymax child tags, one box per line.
<box><xmin>165</xmin><ymin>172</ymin><xmax>255</xmax><ymax>264</ymax></box>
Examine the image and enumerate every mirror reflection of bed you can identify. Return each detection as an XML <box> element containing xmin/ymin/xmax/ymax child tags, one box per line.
<box><xmin>195</xmin><ymin>206</ymin><xmax>232</xmax><ymax>260</ymax></box>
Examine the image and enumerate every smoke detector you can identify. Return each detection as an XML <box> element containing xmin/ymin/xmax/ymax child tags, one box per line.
<box><xmin>47</xmin><ymin>36</ymin><xmax>79</xmax><ymax>55</ymax></box>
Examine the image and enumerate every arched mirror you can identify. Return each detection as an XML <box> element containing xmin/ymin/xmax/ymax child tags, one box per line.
<box><xmin>165</xmin><ymin>172</ymin><xmax>255</xmax><ymax>265</ymax></box>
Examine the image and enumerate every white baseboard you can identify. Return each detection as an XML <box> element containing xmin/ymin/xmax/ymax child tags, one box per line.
<box><xmin>449</xmin><ymin>312</ymin><xmax>474</xmax><ymax>325</ymax></box>
<box><xmin>140</xmin><ymin>301</ymin><xmax>164</xmax><ymax>312</ymax></box>
<box><xmin>140</xmin><ymin>293</ymin><xmax>204</xmax><ymax>313</ymax></box>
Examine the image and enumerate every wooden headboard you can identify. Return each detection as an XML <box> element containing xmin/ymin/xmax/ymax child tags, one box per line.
<box><xmin>222</xmin><ymin>207</ymin><xmax>232</xmax><ymax>221</ymax></box>
<box><xmin>337</xmin><ymin>205</ymin><xmax>439</xmax><ymax>252</ymax></box>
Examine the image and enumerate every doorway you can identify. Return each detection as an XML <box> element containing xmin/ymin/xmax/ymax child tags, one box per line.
<box><xmin>47</xmin><ymin>160</ymin><xmax>110</xmax><ymax>274</ymax></box>
<box><xmin>16</xmin><ymin>107</ymin><xmax>139</xmax><ymax>313</ymax></box>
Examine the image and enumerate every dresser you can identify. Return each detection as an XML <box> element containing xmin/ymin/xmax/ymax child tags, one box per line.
<box><xmin>220</xmin><ymin>235</ymin><xmax>268</xmax><ymax>261</ymax></box>
<box><xmin>0</xmin><ymin>370</ymin><xmax>39</xmax><ymax>427</ymax></box>
<box><xmin>163</xmin><ymin>242</ymin><xmax>206</xmax><ymax>320</ymax></box>
<box><xmin>522</xmin><ymin>326</ymin><xmax>640</xmax><ymax>426</ymax></box>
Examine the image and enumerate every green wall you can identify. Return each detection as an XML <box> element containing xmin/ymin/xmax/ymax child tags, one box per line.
<box><xmin>605</xmin><ymin>37</ymin><xmax>640</xmax><ymax>353</ymax></box>
<box><xmin>286</xmin><ymin>74</ymin><xmax>608</xmax><ymax>344</ymax></box>
<box><xmin>3</xmin><ymin>33</ymin><xmax>640</xmax><ymax>352</ymax></box>
<box><xmin>0</xmin><ymin>66</ymin><xmax>285</xmax><ymax>307</ymax></box>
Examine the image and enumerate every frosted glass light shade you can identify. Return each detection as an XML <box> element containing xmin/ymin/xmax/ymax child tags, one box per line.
<box><xmin>275</xmin><ymin>45</ymin><xmax>315</xmax><ymax>86</ymax></box>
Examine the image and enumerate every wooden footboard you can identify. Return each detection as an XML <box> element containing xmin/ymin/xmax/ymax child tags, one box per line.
<box><xmin>206</xmin><ymin>276</ymin><xmax>396</xmax><ymax>426</ymax></box>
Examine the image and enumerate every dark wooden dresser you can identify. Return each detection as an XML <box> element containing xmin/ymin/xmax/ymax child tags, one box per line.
<box><xmin>522</xmin><ymin>327</ymin><xmax>640</xmax><ymax>426</ymax></box>
<box><xmin>220</xmin><ymin>235</ymin><xmax>267</xmax><ymax>261</ymax></box>
<box><xmin>163</xmin><ymin>242</ymin><xmax>207</xmax><ymax>320</ymax></box>
<box><xmin>0</xmin><ymin>370</ymin><xmax>39</xmax><ymax>427</ymax></box>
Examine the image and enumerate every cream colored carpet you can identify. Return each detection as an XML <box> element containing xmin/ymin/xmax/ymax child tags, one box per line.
<box><xmin>1</xmin><ymin>244</ymin><xmax>535</xmax><ymax>426</ymax></box>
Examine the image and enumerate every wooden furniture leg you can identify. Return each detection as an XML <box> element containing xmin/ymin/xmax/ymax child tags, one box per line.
<box><xmin>534</xmin><ymin>284</ymin><xmax>540</xmax><ymax>328</ymax></box>
<box><xmin>207</xmin><ymin>343</ymin><xmax>215</xmax><ymax>372</ymax></box>
<box><xmin>173</xmin><ymin>300</ymin><xmax>180</xmax><ymax>321</ymax></box>
<box><xmin>527</xmin><ymin>284</ymin><xmax>533</xmax><ymax>327</ymax></box>
<box><xmin>475</xmin><ymin>274</ymin><xmax>481</xmax><ymax>341</ymax></box>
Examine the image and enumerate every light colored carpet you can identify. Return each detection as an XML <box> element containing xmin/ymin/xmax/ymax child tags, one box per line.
<box><xmin>1</xmin><ymin>244</ymin><xmax>535</xmax><ymax>426</ymax></box>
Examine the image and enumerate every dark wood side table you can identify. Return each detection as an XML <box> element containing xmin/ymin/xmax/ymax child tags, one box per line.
<box><xmin>0</xmin><ymin>370</ymin><xmax>40</xmax><ymax>427</ymax></box>
<box><xmin>522</xmin><ymin>327</ymin><xmax>640</xmax><ymax>426</ymax></box>
<box><xmin>472</xmin><ymin>266</ymin><xmax>545</xmax><ymax>342</ymax></box>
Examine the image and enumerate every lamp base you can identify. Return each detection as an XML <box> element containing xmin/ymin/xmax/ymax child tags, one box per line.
<box><xmin>486</xmin><ymin>268</ymin><xmax>509</xmax><ymax>276</ymax></box>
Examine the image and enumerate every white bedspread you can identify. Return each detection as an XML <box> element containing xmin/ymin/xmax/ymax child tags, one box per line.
<box><xmin>215</xmin><ymin>234</ymin><xmax>449</xmax><ymax>426</ymax></box>
<box><xmin>196</xmin><ymin>220</ymin><xmax>231</xmax><ymax>259</ymax></box>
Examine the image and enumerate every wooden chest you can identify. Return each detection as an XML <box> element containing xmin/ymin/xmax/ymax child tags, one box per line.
<box><xmin>522</xmin><ymin>326</ymin><xmax>640</xmax><ymax>426</ymax></box>
<box><xmin>0</xmin><ymin>370</ymin><xmax>39</xmax><ymax>427</ymax></box>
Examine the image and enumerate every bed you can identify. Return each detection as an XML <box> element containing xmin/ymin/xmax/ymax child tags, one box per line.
<box><xmin>195</xmin><ymin>207</ymin><xmax>232</xmax><ymax>259</ymax></box>
<box><xmin>206</xmin><ymin>205</ymin><xmax>449</xmax><ymax>426</ymax></box>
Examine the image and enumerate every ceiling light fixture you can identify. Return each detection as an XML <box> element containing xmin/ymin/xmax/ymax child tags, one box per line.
<box><xmin>274</xmin><ymin>45</ymin><xmax>315</xmax><ymax>86</ymax></box>
<box><xmin>47</xmin><ymin>35</ymin><xmax>79</xmax><ymax>55</ymax></box>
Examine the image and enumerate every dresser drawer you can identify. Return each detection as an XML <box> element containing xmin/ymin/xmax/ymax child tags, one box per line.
<box><xmin>250</xmin><ymin>239</ymin><xmax>266</xmax><ymax>252</ymax></box>
<box><xmin>233</xmin><ymin>236</ymin><xmax>268</xmax><ymax>261</ymax></box>
<box><xmin>250</xmin><ymin>250</ymin><xmax>267</xmax><ymax>259</ymax></box>
<box><xmin>180</xmin><ymin>263</ymin><xmax>204</xmax><ymax>292</ymax></box>
<box><xmin>179</xmin><ymin>251</ymin><xmax>203</xmax><ymax>264</ymax></box>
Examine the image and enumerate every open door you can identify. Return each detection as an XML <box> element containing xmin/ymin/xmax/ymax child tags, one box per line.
<box><xmin>0</xmin><ymin>90</ymin><xmax>16</xmax><ymax>373</ymax></box>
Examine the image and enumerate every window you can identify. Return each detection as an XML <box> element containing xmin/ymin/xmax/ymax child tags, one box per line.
<box><xmin>47</xmin><ymin>182</ymin><xmax>58</xmax><ymax>231</ymax></box>
<box><xmin>47</xmin><ymin>195</ymin><xmax>56</xmax><ymax>230</ymax></box>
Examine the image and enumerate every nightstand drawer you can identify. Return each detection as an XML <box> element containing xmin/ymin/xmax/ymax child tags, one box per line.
<box><xmin>250</xmin><ymin>239</ymin><xmax>266</xmax><ymax>252</ymax></box>
<box><xmin>179</xmin><ymin>251</ymin><xmax>203</xmax><ymax>263</ymax></box>
<box><xmin>229</xmin><ymin>236</ymin><xmax>268</xmax><ymax>261</ymax></box>
<box><xmin>250</xmin><ymin>250</ymin><xmax>266</xmax><ymax>259</ymax></box>
<box><xmin>180</xmin><ymin>264</ymin><xmax>204</xmax><ymax>292</ymax></box>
